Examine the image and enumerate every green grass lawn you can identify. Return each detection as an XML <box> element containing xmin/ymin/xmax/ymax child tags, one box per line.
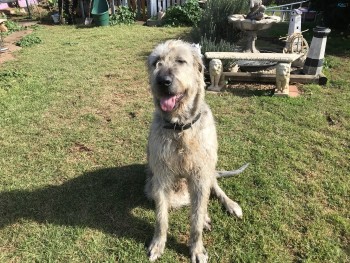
<box><xmin>0</xmin><ymin>23</ymin><xmax>349</xmax><ymax>262</ymax></box>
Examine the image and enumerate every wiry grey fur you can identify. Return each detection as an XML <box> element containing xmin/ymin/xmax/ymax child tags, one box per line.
<box><xmin>145</xmin><ymin>40</ymin><xmax>248</xmax><ymax>263</ymax></box>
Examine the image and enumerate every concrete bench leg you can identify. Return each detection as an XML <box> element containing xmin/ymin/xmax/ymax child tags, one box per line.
<box><xmin>275</xmin><ymin>62</ymin><xmax>291</xmax><ymax>96</ymax></box>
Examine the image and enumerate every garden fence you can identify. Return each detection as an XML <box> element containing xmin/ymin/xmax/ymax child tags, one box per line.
<box><xmin>266</xmin><ymin>0</ymin><xmax>310</xmax><ymax>21</ymax></box>
<box><xmin>112</xmin><ymin>0</ymin><xmax>186</xmax><ymax>20</ymax></box>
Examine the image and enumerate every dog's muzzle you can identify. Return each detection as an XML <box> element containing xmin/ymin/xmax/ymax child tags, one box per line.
<box><xmin>156</xmin><ymin>74</ymin><xmax>173</xmax><ymax>89</ymax></box>
<box><xmin>155</xmin><ymin>70</ymin><xmax>183</xmax><ymax>112</ymax></box>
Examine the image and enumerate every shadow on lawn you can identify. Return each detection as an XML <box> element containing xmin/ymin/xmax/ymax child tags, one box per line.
<box><xmin>0</xmin><ymin>164</ymin><xmax>188</xmax><ymax>257</ymax></box>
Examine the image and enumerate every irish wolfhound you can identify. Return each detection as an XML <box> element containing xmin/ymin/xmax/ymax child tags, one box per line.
<box><xmin>145</xmin><ymin>40</ymin><xmax>248</xmax><ymax>263</ymax></box>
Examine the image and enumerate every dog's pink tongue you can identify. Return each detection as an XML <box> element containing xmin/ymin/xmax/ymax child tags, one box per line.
<box><xmin>160</xmin><ymin>96</ymin><xmax>176</xmax><ymax>112</ymax></box>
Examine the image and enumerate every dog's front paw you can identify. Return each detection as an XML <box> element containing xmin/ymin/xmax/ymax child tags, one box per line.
<box><xmin>203</xmin><ymin>214</ymin><xmax>212</xmax><ymax>231</ymax></box>
<box><xmin>148</xmin><ymin>238</ymin><xmax>165</xmax><ymax>262</ymax></box>
<box><xmin>191</xmin><ymin>246</ymin><xmax>208</xmax><ymax>263</ymax></box>
<box><xmin>225</xmin><ymin>199</ymin><xmax>243</xmax><ymax>218</ymax></box>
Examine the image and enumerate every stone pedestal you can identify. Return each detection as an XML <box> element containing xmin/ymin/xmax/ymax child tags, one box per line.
<box><xmin>244</xmin><ymin>31</ymin><xmax>259</xmax><ymax>53</ymax></box>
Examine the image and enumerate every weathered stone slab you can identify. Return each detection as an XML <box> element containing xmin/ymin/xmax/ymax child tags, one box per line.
<box><xmin>205</xmin><ymin>52</ymin><xmax>301</xmax><ymax>63</ymax></box>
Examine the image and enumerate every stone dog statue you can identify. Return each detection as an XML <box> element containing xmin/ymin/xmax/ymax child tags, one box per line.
<box><xmin>208</xmin><ymin>59</ymin><xmax>224</xmax><ymax>91</ymax></box>
<box><xmin>275</xmin><ymin>63</ymin><xmax>291</xmax><ymax>94</ymax></box>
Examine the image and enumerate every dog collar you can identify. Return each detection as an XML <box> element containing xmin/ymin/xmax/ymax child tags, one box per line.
<box><xmin>163</xmin><ymin>113</ymin><xmax>201</xmax><ymax>131</ymax></box>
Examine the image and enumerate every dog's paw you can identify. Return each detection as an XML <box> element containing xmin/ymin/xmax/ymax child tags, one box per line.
<box><xmin>225</xmin><ymin>199</ymin><xmax>243</xmax><ymax>219</ymax></box>
<box><xmin>191</xmin><ymin>247</ymin><xmax>208</xmax><ymax>263</ymax></box>
<box><xmin>148</xmin><ymin>238</ymin><xmax>165</xmax><ymax>262</ymax></box>
<box><xmin>203</xmin><ymin>214</ymin><xmax>212</xmax><ymax>231</ymax></box>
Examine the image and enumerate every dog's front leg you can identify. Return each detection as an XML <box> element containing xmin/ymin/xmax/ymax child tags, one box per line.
<box><xmin>189</xmin><ymin>176</ymin><xmax>211</xmax><ymax>263</ymax></box>
<box><xmin>148</xmin><ymin>189</ymin><xmax>169</xmax><ymax>261</ymax></box>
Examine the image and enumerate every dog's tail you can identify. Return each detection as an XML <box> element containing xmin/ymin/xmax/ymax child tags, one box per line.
<box><xmin>216</xmin><ymin>163</ymin><xmax>250</xmax><ymax>178</ymax></box>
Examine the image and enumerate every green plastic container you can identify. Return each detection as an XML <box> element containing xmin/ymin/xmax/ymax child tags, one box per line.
<box><xmin>91</xmin><ymin>0</ymin><xmax>110</xmax><ymax>26</ymax></box>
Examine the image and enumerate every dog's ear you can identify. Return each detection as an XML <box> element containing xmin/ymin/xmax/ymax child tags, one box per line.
<box><xmin>194</xmin><ymin>55</ymin><xmax>204</xmax><ymax>74</ymax></box>
<box><xmin>193</xmin><ymin>52</ymin><xmax>204</xmax><ymax>73</ymax></box>
<box><xmin>191</xmin><ymin>45</ymin><xmax>204</xmax><ymax>74</ymax></box>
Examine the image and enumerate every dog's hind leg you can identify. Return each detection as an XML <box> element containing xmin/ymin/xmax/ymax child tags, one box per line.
<box><xmin>212</xmin><ymin>180</ymin><xmax>243</xmax><ymax>218</ymax></box>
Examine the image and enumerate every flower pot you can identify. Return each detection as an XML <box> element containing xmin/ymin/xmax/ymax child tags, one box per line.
<box><xmin>91</xmin><ymin>0</ymin><xmax>109</xmax><ymax>26</ymax></box>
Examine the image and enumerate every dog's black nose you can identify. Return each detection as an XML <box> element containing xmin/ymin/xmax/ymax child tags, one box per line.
<box><xmin>156</xmin><ymin>75</ymin><xmax>173</xmax><ymax>87</ymax></box>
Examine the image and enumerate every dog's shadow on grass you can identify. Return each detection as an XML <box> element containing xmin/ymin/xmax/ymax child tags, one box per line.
<box><xmin>0</xmin><ymin>164</ymin><xmax>188</xmax><ymax>257</ymax></box>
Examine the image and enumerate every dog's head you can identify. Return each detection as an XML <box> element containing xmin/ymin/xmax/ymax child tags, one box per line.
<box><xmin>147</xmin><ymin>40</ymin><xmax>205</xmax><ymax>115</ymax></box>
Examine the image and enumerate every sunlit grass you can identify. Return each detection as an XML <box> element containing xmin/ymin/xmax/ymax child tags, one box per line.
<box><xmin>0</xmin><ymin>24</ymin><xmax>349</xmax><ymax>262</ymax></box>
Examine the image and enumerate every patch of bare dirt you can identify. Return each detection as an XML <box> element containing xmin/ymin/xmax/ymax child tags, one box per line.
<box><xmin>0</xmin><ymin>28</ymin><xmax>33</xmax><ymax>65</ymax></box>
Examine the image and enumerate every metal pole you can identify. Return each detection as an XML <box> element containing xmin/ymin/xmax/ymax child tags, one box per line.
<box><xmin>25</xmin><ymin>0</ymin><xmax>32</xmax><ymax>19</ymax></box>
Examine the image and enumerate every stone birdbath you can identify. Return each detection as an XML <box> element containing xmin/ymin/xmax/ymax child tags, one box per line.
<box><xmin>228</xmin><ymin>14</ymin><xmax>281</xmax><ymax>53</ymax></box>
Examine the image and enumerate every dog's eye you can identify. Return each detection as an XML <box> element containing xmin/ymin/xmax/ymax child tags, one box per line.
<box><xmin>155</xmin><ymin>61</ymin><xmax>163</xmax><ymax>68</ymax></box>
<box><xmin>150</xmin><ymin>56</ymin><xmax>161</xmax><ymax>67</ymax></box>
<box><xmin>152</xmin><ymin>59</ymin><xmax>159</xmax><ymax>67</ymax></box>
<box><xmin>152</xmin><ymin>58</ymin><xmax>163</xmax><ymax>68</ymax></box>
<box><xmin>176</xmin><ymin>59</ymin><xmax>186</xmax><ymax>65</ymax></box>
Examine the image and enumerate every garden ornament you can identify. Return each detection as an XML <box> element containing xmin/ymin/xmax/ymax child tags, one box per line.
<box><xmin>303</xmin><ymin>27</ymin><xmax>331</xmax><ymax>75</ymax></box>
<box><xmin>208</xmin><ymin>59</ymin><xmax>224</xmax><ymax>92</ymax></box>
<box><xmin>0</xmin><ymin>20</ymin><xmax>8</xmax><ymax>32</ymax></box>
<box><xmin>288</xmin><ymin>9</ymin><xmax>302</xmax><ymax>36</ymax></box>
<box><xmin>275</xmin><ymin>63</ymin><xmax>291</xmax><ymax>95</ymax></box>
<box><xmin>247</xmin><ymin>0</ymin><xmax>266</xmax><ymax>21</ymax></box>
<box><xmin>0</xmin><ymin>19</ymin><xmax>8</xmax><ymax>53</ymax></box>
<box><xmin>228</xmin><ymin>1</ymin><xmax>280</xmax><ymax>53</ymax></box>
<box><xmin>157</xmin><ymin>9</ymin><xmax>165</xmax><ymax>20</ymax></box>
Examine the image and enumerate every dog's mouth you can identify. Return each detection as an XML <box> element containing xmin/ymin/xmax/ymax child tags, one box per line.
<box><xmin>159</xmin><ymin>93</ymin><xmax>184</xmax><ymax>112</ymax></box>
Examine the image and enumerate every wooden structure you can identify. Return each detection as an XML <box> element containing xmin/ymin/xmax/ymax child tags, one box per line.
<box><xmin>147</xmin><ymin>0</ymin><xmax>186</xmax><ymax>18</ymax></box>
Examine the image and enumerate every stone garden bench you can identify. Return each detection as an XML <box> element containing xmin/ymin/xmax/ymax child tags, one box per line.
<box><xmin>205</xmin><ymin>52</ymin><xmax>303</xmax><ymax>96</ymax></box>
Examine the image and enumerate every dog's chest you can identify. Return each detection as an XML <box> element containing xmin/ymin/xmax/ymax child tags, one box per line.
<box><xmin>164</xmin><ymin>132</ymin><xmax>206</xmax><ymax>173</ymax></box>
<box><xmin>148</xmin><ymin>115</ymin><xmax>218</xmax><ymax>176</ymax></box>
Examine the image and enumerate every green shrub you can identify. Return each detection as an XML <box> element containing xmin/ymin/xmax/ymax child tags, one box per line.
<box><xmin>200</xmin><ymin>35</ymin><xmax>237</xmax><ymax>54</ymax></box>
<box><xmin>200</xmin><ymin>36</ymin><xmax>237</xmax><ymax>69</ymax></box>
<box><xmin>16</xmin><ymin>34</ymin><xmax>42</xmax><ymax>47</ymax></box>
<box><xmin>110</xmin><ymin>6</ymin><xmax>136</xmax><ymax>26</ymax></box>
<box><xmin>162</xmin><ymin>0</ymin><xmax>203</xmax><ymax>27</ymax></box>
<box><xmin>192</xmin><ymin>0</ymin><xmax>248</xmax><ymax>43</ymax></box>
<box><xmin>4</xmin><ymin>20</ymin><xmax>23</xmax><ymax>33</ymax></box>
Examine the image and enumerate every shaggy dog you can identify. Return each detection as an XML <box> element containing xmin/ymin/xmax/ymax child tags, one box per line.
<box><xmin>145</xmin><ymin>40</ymin><xmax>248</xmax><ymax>263</ymax></box>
